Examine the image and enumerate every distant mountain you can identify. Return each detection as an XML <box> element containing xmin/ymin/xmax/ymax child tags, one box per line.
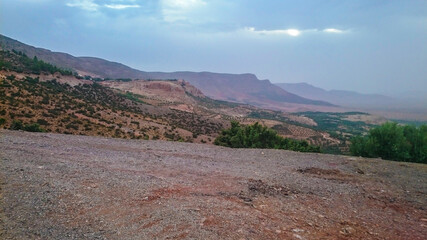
<box><xmin>275</xmin><ymin>82</ymin><xmax>395</xmax><ymax>109</ymax></box>
<box><xmin>0</xmin><ymin>34</ymin><xmax>333</xmax><ymax>109</ymax></box>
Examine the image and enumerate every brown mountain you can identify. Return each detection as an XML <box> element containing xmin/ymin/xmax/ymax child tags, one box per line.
<box><xmin>0</xmin><ymin>34</ymin><xmax>334</xmax><ymax>109</ymax></box>
<box><xmin>0</xmin><ymin>49</ymin><xmax>344</xmax><ymax>148</ymax></box>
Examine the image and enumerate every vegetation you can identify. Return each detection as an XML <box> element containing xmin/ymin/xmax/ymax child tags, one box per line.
<box><xmin>215</xmin><ymin>121</ymin><xmax>321</xmax><ymax>153</ymax></box>
<box><xmin>247</xmin><ymin>110</ymin><xmax>376</xmax><ymax>154</ymax></box>
<box><xmin>350</xmin><ymin>122</ymin><xmax>427</xmax><ymax>163</ymax></box>
<box><xmin>295</xmin><ymin>112</ymin><xmax>373</xmax><ymax>140</ymax></box>
<box><xmin>0</xmin><ymin>50</ymin><xmax>73</xmax><ymax>75</ymax></box>
<box><xmin>10</xmin><ymin>120</ymin><xmax>45</xmax><ymax>132</ymax></box>
<box><xmin>118</xmin><ymin>91</ymin><xmax>149</xmax><ymax>104</ymax></box>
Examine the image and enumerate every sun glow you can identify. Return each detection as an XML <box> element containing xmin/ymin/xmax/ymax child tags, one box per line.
<box><xmin>286</xmin><ymin>29</ymin><xmax>301</xmax><ymax>37</ymax></box>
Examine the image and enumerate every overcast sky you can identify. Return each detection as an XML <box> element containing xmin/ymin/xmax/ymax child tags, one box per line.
<box><xmin>1</xmin><ymin>0</ymin><xmax>427</xmax><ymax>95</ymax></box>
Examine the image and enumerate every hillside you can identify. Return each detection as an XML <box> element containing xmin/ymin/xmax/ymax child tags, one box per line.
<box><xmin>1</xmin><ymin>130</ymin><xmax>426</xmax><ymax>239</ymax></box>
<box><xmin>1</xmin><ymin>49</ymin><xmax>348</xmax><ymax>148</ymax></box>
<box><xmin>0</xmin><ymin>34</ymin><xmax>334</xmax><ymax>110</ymax></box>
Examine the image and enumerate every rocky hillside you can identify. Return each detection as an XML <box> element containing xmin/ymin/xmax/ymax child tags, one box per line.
<box><xmin>1</xmin><ymin>49</ymin><xmax>344</xmax><ymax>147</ymax></box>
<box><xmin>0</xmin><ymin>50</ymin><xmax>227</xmax><ymax>143</ymax></box>
<box><xmin>0</xmin><ymin>34</ymin><xmax>334</xmax><ymax>110</ymax></box>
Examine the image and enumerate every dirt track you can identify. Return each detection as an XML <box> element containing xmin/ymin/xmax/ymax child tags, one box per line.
<box><xmin>1</xmin><ymin>130</ymin><xmax>426</xmax><ymax>239</ymax></box>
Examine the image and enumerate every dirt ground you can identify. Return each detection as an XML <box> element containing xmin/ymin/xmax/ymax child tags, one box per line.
<box><xmin>1</xmin><ymin>130</ymin><xmax>426</xmax><ymax>239</ymax></box>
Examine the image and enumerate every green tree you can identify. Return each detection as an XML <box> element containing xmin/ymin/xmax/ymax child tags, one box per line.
<box><xmin>350</xmin><ymin>122</ymin><xmax>427</xmax><ymax>163</ymax></box>
<box><xmin>215</xmin><ymin>121</ymin><xmax>320</xmax><ymax>153</ymax></box>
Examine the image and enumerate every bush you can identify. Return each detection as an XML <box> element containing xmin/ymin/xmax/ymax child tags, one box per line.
<box><xmin>10</xmin><ymin>120</ymin><xmax>45</xmax><ymax>132</ymax></box>
<box><xmin>0</xmin><ymin>118</ymin><xmax>6</xmax><ymax>125</ymax></box>
<box><xmin>23</xmin><ymin>123</ymin><xmax>45</xmax><ymax>132</ymax></box>
<box><xmin>37</xmin><ymin>119</ymin><xmax>50</xmax><ymax>126</ymax></box>
<box><xmin>350</xmin><ymin>122</ymin><xmax>427</xmax><ymax>163</ymax></box>
<box><xmin>10</xmin><ymin>120</ymin><xmax>24</xmax><ymax>130</ymax></box>
<box><xmin>215</xmin><ymin>121</ymin><xmax>320</xmax><ymax>153</ymax></box>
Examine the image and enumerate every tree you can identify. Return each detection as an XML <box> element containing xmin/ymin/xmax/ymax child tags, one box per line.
<box><xmin>215</xmin><ymin>121</ymin><xmax>320</xmax><ymax>153</ymax></box>
<box><xmin>350</xmin><ymin>122</ymin><xmax>427</xmax><ymax>163</ymax></box>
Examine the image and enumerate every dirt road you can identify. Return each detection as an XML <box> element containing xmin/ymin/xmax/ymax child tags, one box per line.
<box><xmin>1</xmin><ymin>130</ymin><xmax>426</xmax><ymax>239</ymax></box>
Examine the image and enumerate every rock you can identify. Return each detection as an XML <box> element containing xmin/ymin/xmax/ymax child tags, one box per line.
<box><xmin>340</xmin><ymin>226</ymin><xmax>356</xmax><ymax>235</ymax></box>
<box><xmin>293</xmin><ymin>234</ymin><xmax>303</xmax><ymax>239</ymax></box>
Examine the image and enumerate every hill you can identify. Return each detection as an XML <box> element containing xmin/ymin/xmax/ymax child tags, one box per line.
<box><xmin>0</xmin><ymin>34</ymin><xmax>334</xmax><ymax>110</ymax></box>
<box><xmin>1</xmin><ymin>49</ymin><xmax>345</xmax><ymax>147</ymax></box>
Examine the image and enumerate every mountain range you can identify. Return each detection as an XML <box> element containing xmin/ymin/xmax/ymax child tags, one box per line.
<box><xmin>275</xmin><ymin>82</ymin><xmax>395</xmax><ymax>109</ymax></box>
<box><xmin>2</xmin><ymin>34</ymin><xmax>426</xmax><ymax>121</ymax></box>
<box><xmin>0</xmin><ymin>34</ymin><xmax>334</xmax><ymax>111</ymax></box>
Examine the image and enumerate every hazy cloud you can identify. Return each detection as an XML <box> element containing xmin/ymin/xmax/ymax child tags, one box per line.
<box><xmin>66</xmin><ymin>0</ymin><xmax>141</xmax><ymax>11</ymax></box>
<box><xmin>104</xmin><ymin>4</ymin><xmax>140</xmax><ymax>10</ymax></box>
<box><xmin>244</xmin><ymin>27</ymin><xmax>348</xmax><ymax>37</ymax></box>
<box><xmin>323</xmin><ymin>28</ymin><xmax>345</xmax><ymax>33</ymax></box>
<box><xmin>244</xmin><ymin>27</ymin><xmax>302</xmax><ymax>37</ymax></box>
<box><xmin>161</xmin><ymin>0</ymin><xmax>207</xmax><ymax>22</ymax></box>
<box><xmin>66</xmin><ymin>0</ymin><xmax>99</xmax><ymax>11</ymax></box>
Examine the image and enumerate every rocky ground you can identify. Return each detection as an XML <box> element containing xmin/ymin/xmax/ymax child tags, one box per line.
<box><xmin>1</xmin><ymin>130</ymin><xmax>426</xmax><ymax>239</ymax></box>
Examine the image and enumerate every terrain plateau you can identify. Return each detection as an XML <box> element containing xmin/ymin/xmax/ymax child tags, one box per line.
<box><xmin>1</xmin><ymin>130</ymin><xmax>426</xmax><ymax>239</ymax></box>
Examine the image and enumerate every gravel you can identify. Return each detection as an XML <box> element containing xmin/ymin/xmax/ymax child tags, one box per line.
<box><xmin>1</xmin><ymin>130</ymin><xmax>426</xmax><ymax>239</ymax></box>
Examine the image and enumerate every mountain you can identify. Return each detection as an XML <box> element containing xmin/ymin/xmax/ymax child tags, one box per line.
<box><xmin>0</xmin><ymin>34</ymin><xmax>333</xmax><ymax>110</ymax></box>
<box><xmin>0</xmin><ymin>49</ymin><xmax>346</xmax><ymax>147</ymax></box>
<box><xmin>275</xmin><ymin>82</ymin><xmax>395</xmax><ymax>109</ymax></box>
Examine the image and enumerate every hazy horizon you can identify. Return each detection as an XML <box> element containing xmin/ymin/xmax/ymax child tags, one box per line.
<box><xmin>1</xmin><ymin>0</ymin><xmax>427</xmax><ymax>96</ymax></box>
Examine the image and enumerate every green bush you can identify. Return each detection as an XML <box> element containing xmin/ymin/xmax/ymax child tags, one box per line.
<box><xmin>350</xmin><ymin>122</ymin><xmax>427</xmax><ymax>163</ymax></box>
<box><xmin>10</xmin><ymin>120</ymin><xmax>24</xmax><ymax>130</ymax></box>
<box><xmin>0</xmin><ymin>118</ymin><xmax>6</xmax><ymax>125</ymax></box>
<box><xmin>23</xmin><ymin>123</ymin><xmax>45</xmax><ymax>132</ymax></box>
<box><xmin>10</xmin><ymin>120</ymin><xmax>45</xmax><ymax>132</ymax></box>
<box><xmin>214</xmin><ymin>121</ymin><xmax>320</xmax><ymax>153</ymax></box>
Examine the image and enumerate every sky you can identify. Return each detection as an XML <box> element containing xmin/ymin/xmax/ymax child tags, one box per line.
<box><xmin>1</xmin><ymin>0</ymin><xmax>427</xmax><ymax>96</ymax></box>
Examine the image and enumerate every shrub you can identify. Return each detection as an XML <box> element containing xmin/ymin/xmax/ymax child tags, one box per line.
<box><xmin>36</xmin><ymin>119</ymin><xmax>50</xmax><ymax>126</ymax></box>
<box><xmin>23</xmin><ymin>123</ymin><xmax>45</xmax><ymax>132</ymax></box>
<box><xmin>215</xmin><ymin>121</ymin><xmax>320</xmax><ymax>153</ymax></box>
<box><xmin>350</xmin><ymin>122</ymin><xmax>427</xmax><ymax>163</ymax></box>
<box><xmin>0</xmin><ymin>118</ymin><xmax>6</xmax><ymax>125</ymax></box>
<box><xmin>10</xmin><ymin>120</ymin><xmax>24</xmax><ymax>130</ymax></box>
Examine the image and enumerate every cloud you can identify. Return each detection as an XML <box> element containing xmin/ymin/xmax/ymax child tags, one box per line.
<box><xmin>104</xmin><ymin>4</ymin><xmax>140</xmax><ymax>10</ymax></box>
<box><xmin>323</xmin><ymin>28</ymin><xmax>344</xmax><ymax>33</ymax></box>
<box><xmin>66</xmin><ymin>0</ymin><xmax>140</xmax><ymax>11</ymax></box>
<box><xmin>244</xmin><ymin>27</ymin><xmax>348</xmax><ymax>37</ymax></box>
<box><xmin>66</xmin><ymin>0</ymin><xmax>99</xmax><ymax>11</ymax></box>
<box><xmin>161</xmin><ymin>0</ymin><xmax>207</xmax><ymax>23</ymax></box>
<box><xmin>163</xmin><ymin>0</ymin><xmax>206</xmax><ymax>8</ymax></box>
<box><xmin>245</xmin><ymin>27</ymin><xmax>302</xmax><ymax>37</ymax></box>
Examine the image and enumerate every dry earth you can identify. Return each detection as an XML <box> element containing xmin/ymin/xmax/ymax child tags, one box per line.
<box><xmin>1</xmin><ymin>130</ymin><xmax>426</xmax><ymax>240</ymax></box>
